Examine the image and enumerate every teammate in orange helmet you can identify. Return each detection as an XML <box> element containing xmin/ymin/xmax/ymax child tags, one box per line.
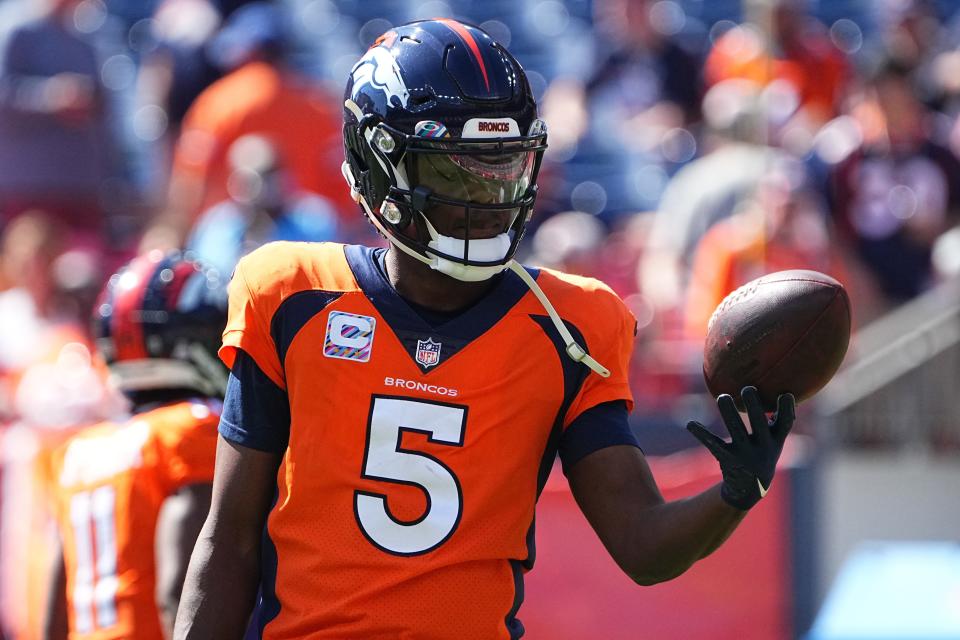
<box><xmin>44</xmin><ymin>252</ymin><xmax>227</xmax><ymax>640</ymax></box>
<box><xmin>175</xmin><ymin>20</ymin><xmax>796</xmax><ymax>640</ymax></box>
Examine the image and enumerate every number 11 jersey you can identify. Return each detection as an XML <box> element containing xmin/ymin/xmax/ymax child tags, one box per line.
<box><xmin>49</xmin><ymin>400</ymin><xmax>219</xmax><ymax>639</ymax></box>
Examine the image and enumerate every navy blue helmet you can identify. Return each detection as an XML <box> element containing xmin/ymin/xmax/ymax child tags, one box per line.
<box><xmin>341</xmin><ymin>19</ymin><xmax>548</xmax><ymax>281</ymax></box>
<box><xmin>93</xmin><ymin>251</ymin><xmax>228</xmax><ymax>397</ymax></box>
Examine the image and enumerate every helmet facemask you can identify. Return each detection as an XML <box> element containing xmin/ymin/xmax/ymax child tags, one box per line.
<box><xmin>350</xmin><ymin>115</ymin><xmax>547</xmax><ymax>282</ymax></box>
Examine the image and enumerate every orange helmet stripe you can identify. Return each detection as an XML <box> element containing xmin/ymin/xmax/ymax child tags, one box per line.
<box><xmin>436</xmin><ymin>19</ymin><xmax>490</xmax><ymax>92</ymax></box>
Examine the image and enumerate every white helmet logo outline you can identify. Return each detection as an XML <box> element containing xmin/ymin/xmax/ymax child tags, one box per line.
<box><xmin>351</xmin><ymin>47</ymin><xmax>410</xmax><ymax>109</ymax></box>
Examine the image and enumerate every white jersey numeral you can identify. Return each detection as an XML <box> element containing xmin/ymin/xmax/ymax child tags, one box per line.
<box><xmin>69</xmin><ymin>486</ymin><xmax>118</xmax><ymax>632</ymax></box>
<box><xmin>355</xmin><ymin>396</ymin><xmax>466</xmax><ymax>555</ymax></box>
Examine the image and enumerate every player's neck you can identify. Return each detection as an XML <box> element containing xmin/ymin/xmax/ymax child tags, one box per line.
<box><xmin>384</xmin><ymin>246</ymin><xmax>497</xmax><ymax>313</ymax></box>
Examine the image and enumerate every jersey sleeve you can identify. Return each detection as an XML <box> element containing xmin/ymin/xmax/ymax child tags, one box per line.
<box><xmin>220</xmin><ymin>252</ymin><xmax>286</xmax><ymax>389</ymax></box>
<box><xmin>563</xmin><ymin>285</ymin><xmax>636</xmax><ymax>428</ymax></box>
<box><xmin>558</xmin><ymin>400</ymin><xmax>640</xmax><ymax>474</ymax></box>
<box><xmin>218</xmin><ymin>350</ymin><xmax>291</xmax><ymax>454</ymax></box>
<box><xmin>154</xmin><ymin>407</ymin><xmax>220</xmax><ymax>493</ymax></box>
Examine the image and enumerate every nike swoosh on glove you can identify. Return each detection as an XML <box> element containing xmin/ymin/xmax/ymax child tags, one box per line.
<box><xmin>686</xmin><ymin>386</ymin><xmax>795</xmax><ymax>511</ymax></box>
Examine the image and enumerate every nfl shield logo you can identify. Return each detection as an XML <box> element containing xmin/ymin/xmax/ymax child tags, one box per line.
<box><xmin>415</xmin><ymin>338</ymin><xmax>442</xmax><ymax>368</ymax></box>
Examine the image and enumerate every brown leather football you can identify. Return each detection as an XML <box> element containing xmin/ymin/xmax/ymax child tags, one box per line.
<box><xmin>702</xmin><ymin>270</ymin><xmax>851</xmax><ymax>411</ymax></box>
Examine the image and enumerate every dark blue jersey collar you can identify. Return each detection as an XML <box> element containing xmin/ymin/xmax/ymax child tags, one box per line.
<box><xmin>344</xmin><ymin>244</ymin><xmax>538</xmax><ymax>372</ymax></box>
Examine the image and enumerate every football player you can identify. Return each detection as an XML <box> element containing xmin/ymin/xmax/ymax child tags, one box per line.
<box><xmin>175</xmin><ymin>19</ymin><xmax>795</xmax><ymax>640</ymax></box>
<box><xmin>44</xmin><ymin>252</ymin><xmax>227</xmax><ymax>640</ymax></box>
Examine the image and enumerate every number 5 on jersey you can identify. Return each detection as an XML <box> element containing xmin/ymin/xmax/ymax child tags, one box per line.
<box><xmin>355</xmin><ymin>396</ymin><xmax>467</xmax><ymax>555</ymax></box>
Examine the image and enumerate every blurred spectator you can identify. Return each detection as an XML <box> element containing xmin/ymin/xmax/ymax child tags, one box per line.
<box><xmin>134</xmin><ymin>0</ymin><xmax>224</xmax><ymax>196</ymax></box>
<box><xmin>0</xmin><ymin>212</ymin><xmax>105</xmax><ymax>423</ymax></box>
<box><xmin>543</xmin><ymin>0</ymin><xmax>702</xmax><ymax>156</ymax></box>
<box><xmin>528</xmin><ymin>209</ymin><xmax>649</xmax><ymax>302</ymax></box>
<box><xmin>0</xmin><ymin>212</ymin><xmax>62</xmax><ymax>312</ymax></box>
<box><xmin>186</xmin><ymin>134</ymin><xmax>339</xmax><ymax>276</ymax></box>
<box><xmin>684</xmin><ymin>172</ymin><xmax>846</xmax><ymax>339</ymax></box>
<box><xmin>867</xmin><ymin>0</ymin><xmax>960</xmax><ymax>133</ymax></box>
<box><xmin>538</xmin><ymin>0</ymin><xmax>704</xmax><ymax>218</ymax></box>
<box><xmin>640</xmin><ymin>79</ymin><xmax>799</xmax><ymax>312</ymax></box>
<box><xmin>829</xmin><ymin>58</ymin><xmax>960</xmax><ymax>304</ymax></box>
<box><xmin>705</xmin><ymin>0</ymin><xmax>849</xmax><ymax>127</ymax></box>
<box><xmin>0</xmin><ymin>213</ymin><xmax>67</xmax><ymax>399</ymax></box>
<box><xmin>872</xmin><ymin>0</ymin><xmax>943</xmax><ymax>75</ymax></box>
<box><xmin>528</xmin><ymin>211</ymin><xmax>607</xmax><ymax>275</ymax></box>
<box><xmin>0</xmin><ymin>0</ymin><xmax>123</xmax><ymax>242</ymax></box>
<box><xmin>150</xmin><ymin>2</ymin><xmax>351</xmax><ymax>249</ymax></box>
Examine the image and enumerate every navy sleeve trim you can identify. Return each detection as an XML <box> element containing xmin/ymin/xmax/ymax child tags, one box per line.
<box><xmin>558</xmin><ymin>400</ymin><xmax>640</xmax><ymax>475</ymax></box>
<box><xmin>219</xmin><ymin>349</ymin><xmax>291</xmax><ymax>454</ymax></box>
<box><xmin>528</xmin><ymin>314</ymin><xmax>591</xmax><ymax>497</ymax></box>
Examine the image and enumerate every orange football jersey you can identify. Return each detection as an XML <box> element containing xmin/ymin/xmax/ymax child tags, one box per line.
<box><xmin>222</xmin><ymin>242</ymin><xmax>636</xmax><ymax>639</ymax></box>
<box><xmin>48</xmin><ymin>400</ymin><xmax>220</xmax><ymax>640</ymax></box>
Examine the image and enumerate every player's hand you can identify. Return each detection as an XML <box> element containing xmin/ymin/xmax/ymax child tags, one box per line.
<box><xmin>686</xmin><ymin>387</ymin><xmax>795</xmax><ymax>511</ymax></box>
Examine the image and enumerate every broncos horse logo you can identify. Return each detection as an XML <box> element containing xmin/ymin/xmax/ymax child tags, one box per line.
<box><xmin>350</xmin><ymin>45</ymin><xmax>410</xmax><ymax>110</ymax></box>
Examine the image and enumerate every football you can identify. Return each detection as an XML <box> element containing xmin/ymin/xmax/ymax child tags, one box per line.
<box><xmin>702</xmin><ymin>269</ymin><xmax>851</xmax><ymax>411</ymax></box>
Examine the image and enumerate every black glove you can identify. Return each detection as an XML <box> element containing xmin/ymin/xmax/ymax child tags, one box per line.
<box><xmin>686</xmin><ymin>386</ymin><xmax>795</xmax><ymax>511</ymax></box>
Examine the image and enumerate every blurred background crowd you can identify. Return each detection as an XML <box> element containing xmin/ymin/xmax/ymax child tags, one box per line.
<box><xmin>2</xmin><ymin>0</ymin><xmax>960</xmax><ymax>638</ymax></box>
<box><xmin>2</xmin><ymin>0</ymin><xmax>960</xmax><ymax>433</ymax></box>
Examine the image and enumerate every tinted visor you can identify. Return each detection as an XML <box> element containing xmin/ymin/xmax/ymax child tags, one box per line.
<box><xmin>415</xmin><ymin>150</ymin><xmax>535</xmax><ymax>205</ymax></box>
